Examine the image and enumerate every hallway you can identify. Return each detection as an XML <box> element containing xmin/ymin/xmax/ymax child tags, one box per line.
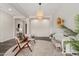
<box><xmin>4</xmin><ymin>39</ymin><xmax>62</xmax><ymax>56</ymax></box>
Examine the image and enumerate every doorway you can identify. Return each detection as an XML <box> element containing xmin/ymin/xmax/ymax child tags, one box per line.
<box><xmin>15</xmin><ymin>19</ymin><xmax>27</xmax><ymax>35</ymax></box>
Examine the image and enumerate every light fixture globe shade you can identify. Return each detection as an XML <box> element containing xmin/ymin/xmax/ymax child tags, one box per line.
<box><xmin>36</xmin><ymin>7</ymin><xmax>44</xmax><ymax>19</ymax></box>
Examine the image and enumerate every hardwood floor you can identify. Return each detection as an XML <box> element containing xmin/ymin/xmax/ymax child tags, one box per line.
<box><xmin>0</xmin><ymin>39</ymin><xmax>16</xmax><ymax>56</ymax></box>
<box><xmin>4</xmin><ymin>38</ymin><xmax>62</xmax><ymax>56</ymax></box>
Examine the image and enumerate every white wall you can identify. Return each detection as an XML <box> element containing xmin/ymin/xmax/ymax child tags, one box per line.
<box><xmin>0</xmin><ymin>11</ymin><xmax>14</xmax><ymax>42</ymax></box>
<box><xmin>54</xmin><ymin>4</ymin><xmax>79</xmax><ymax>31</ymax></box>
<box><xmin>30</xmin><ymin>19</ymin><xmax>51</xmax><ymax>37</ymax></box>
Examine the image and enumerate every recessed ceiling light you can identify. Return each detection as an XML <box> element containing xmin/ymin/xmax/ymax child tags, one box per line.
<box><xmin>8</xmin><ymin>8</ymin><xmax>12</xmax><ymax>11</ymax></box>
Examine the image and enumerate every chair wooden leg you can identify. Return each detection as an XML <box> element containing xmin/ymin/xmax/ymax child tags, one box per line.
<box><xmin>15</xmin><ymin>45</ymin><xmax>32</xmax><ymax>56</ymax></box>
<box><xmin>22</xmin><ymin>42</ymin><xmax>32</xmax><ymax>52</ymax></box>
<box><xmin>15</xmin><ymin>48</ymin><xmax>22</xmax><ymax>56</ymax></box>
<box><xmin>28</xmin><ymin>44</ymin><xmax>32</xmax><ymax>52</ymax></box>
<box><xmin>12</xmin><ymin>45</ymin><xmax>18</xmax><ymax>52</ymax></box>
<box><xmin>22</xmin><ymin>43</ymin><xmax>28</xmax><ymax>48</ymax></box>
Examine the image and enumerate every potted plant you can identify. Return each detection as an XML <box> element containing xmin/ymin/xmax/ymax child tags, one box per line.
<box><xmin>64</xmin><ymin>38</ymin><xmax>79</xmax><ymax>55</ymax></box>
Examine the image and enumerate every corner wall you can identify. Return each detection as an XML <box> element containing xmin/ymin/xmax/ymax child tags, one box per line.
<box><xmin>0</xmin><ymin>11</ymin><xmax>14</xmax><ymax>42</ymax></box>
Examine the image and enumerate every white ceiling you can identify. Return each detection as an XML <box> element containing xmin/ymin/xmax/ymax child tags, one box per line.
<box><xmin>9</xmin><ymin>3</ymin><xmax>62</xmax><ymax>17</ymax></box>
<box><xmin>0</xmin><ymin>3</ymin><xmax>23</xmax><ymax>17</ymax></box>
<box><xmin>1</xmin><ymin>3</ymin><xmax>79</xmax><ymax>19</ymax></box>
<box><xmin>0</xmin><ymin>3</ymin><xmax>62</xmax><ymax>18</ymax></box>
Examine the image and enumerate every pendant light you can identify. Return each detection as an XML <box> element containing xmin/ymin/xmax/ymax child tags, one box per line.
<box><xmin>36</xmin><ymin>3</ymin><xmax>44</xmax><ymax>20</ymax></box>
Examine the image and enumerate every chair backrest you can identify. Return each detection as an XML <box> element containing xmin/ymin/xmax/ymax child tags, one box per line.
<box><xmin>17</xmin><ymin>32</ymin><xmax>24</xmax><ymax>40</ymax></box>
<box><xmin>15</xmin><ymin>34</ymin><xmax>29</xmax><ymax>43</ymax></box>
<box><xmin>15</xmin><ymin>37</ymin><xmax>21</xmax><ymax>48</ymax></box>
<box><xmin>15</xmin><ymin>37</ymin><xmax>20</xmax><ymax>43</ymax></box>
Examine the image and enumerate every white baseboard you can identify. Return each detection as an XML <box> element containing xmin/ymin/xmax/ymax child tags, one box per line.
<box><xmin>0</xmin><ymin>37</ymin><xmax>14</xmax><ymax>43</ymax></box>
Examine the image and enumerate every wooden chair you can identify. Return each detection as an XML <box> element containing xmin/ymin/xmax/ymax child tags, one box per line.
<box><xmin>12</xmin><ymin>35</ymin><xmax>32</xmax><ymax>56</ymax></box>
